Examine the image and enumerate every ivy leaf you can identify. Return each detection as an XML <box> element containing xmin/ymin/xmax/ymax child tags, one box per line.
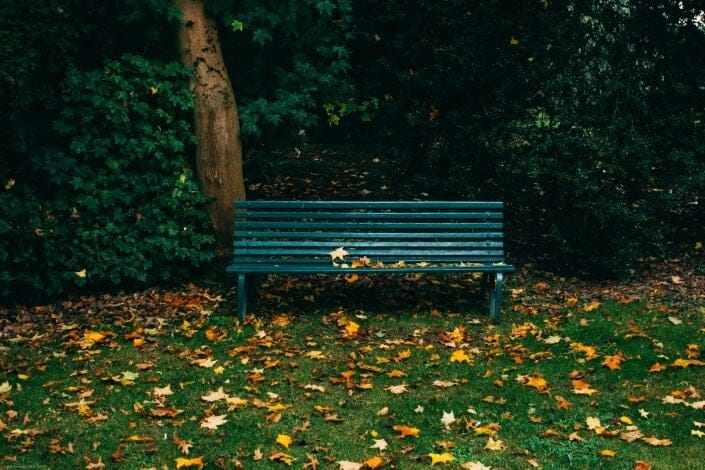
<box><xmin>231</xmin><ymin>19</ymin><xmax>244</xmax><ymax>31</ymax></box>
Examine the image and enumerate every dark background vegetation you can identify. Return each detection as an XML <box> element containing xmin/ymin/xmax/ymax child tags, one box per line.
<box><xmin>1</xmin><ymin>0</ymin><xmax>703</xmax><ymax>303</ymax></box>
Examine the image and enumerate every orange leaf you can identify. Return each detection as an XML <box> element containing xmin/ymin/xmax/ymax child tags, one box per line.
<box><xmin>648</xmin><ymin>362</ymin><xmax>667</xmax><ymax>372</ymax></box>
<box><xmin>363</xmin><ymin>455</ymin><xmax>384</xmax><ymax>469</ymax></box>
<box><xmin>602</xmin><ymin>352</ymin><xmax>626</xmax><ymax>371</ymax></box>
<box><xmin>393</xmin><ymin>424</ymin><xmax>420</xmax><ymax>438</ymax></box>
<box><xmin>518</xmin><ymin>374</ymin><xmax>549</xmax><ymax>393</ymax></box>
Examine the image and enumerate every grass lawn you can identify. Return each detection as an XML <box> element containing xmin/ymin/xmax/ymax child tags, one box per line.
<box><xmin>1</xmin><ymin>265</ymin><xmax>704</xmax><ymax>469</ymax></box>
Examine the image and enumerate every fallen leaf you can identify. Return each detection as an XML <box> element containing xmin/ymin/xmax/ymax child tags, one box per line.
<box><xmin>484</xmin><ymin>437</ymin><xmax>505</xmax><ymax>451</ymax></box>
<box><xmin>602</xmin><ymin>352</ymin><xmax>626</xmax><ymax>371</ymax></box>
<box><xmin>172</xmin><ymin>434</ymin><xmax>193</xmax><ymax>454</ymax></box>
<box><xmin>386</xmin><ymin>384</ymin><xmax>408</xmax><ymax>395</ymax></box>
<box><xmin>428</xmin><ymin>452</ymin><xmax>455</xmax><ymax>465</ymax></box>
<box><xmin>336</xmin><ymin>462</ymin><xmax>362</xmax><ymax>470</ymax></box>
<box><xmin>433</xmin><ymin>380</ymin><xmax>457</xmax><ymax>388</ymax></box>
<box><xmin>175</xmin><ymin>456</ymin><xmax>205</xmax><ymax>469</ymax></box>
<box><xmin>201</xmin><ymin>387</ymin><xmax>229</xmax><ymax>402</ymax></box>
<box><xmin>640</xmin><ymin>435</ymin><xmax>672</xmax><ymax>446</ymax></box>
<box><xmin>200</xmin><ymin>414</ymin><xmax>228</xmax><ymax>430</ymax></box>
<box><xmin>449</xmin><ymin>350</ymin><xmax>473</xmax><ymax>364</ymax></box>
<box><xmin>393</xmin><ymin>424</ymin><xmax>420</xmax><ymax>438</ymax></box>
<box><xmin>329</xmin><ymin>247</ymin><xmax>349</xmax><ymax>263</ymax></box>
<box><xmin>598</xmin><ymin>449</ymin><xmax>616</xmax><ymax>458</ymax></box>
<box><xmin>370</xmin><ymin>439</ymin><xmax>388</xmax><ymax>452</ymax></box>
<box><xmin>440</xmin><ymin>411</ymin><xmax>456</xmax><ymax>426</ymax></box>
<box><xmin>269</xmin><ymin>451</ymin><xmax>296</xmax><ymax>465</ymax></box>
<box><xmin>583</xmin><ymin>301</ymin><xmax>601</xmax><ymax>312</ymax></box>
<box><xmin>633</xmin><ymin>461</ymin><xmax>652</xmax><ymax>470</ymax></box>
<box><xmin>586</xmin><ymin>417</ymin><xmax>602</xmax><ymax>430</ymax></box>
<box><xmin>460</xmin><ymin>462</ymin><xmax>491</xmax><ymax>470</ymax></box>
<box><xmin>152</xmin><ymin>384</ymin><xmax>173</xmax><ymax>397</ymax></box>
<box><xmin>276</xmin><ymin>434</ymin><xmax>293</xmax><ymax>449</ymax></box>
<box><xmin>363</xmin><ymin>456</ymin><xmax>384</xmax><ymax>469</ymax></box>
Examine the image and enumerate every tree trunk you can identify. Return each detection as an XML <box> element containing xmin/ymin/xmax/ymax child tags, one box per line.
<box><xmin>174</xmin><ymin>0</ymin><xmax>245</xmax><ymax>255</ymax></box>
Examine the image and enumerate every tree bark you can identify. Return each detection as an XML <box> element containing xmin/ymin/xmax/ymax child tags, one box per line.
<box><xmin>174</xmin><ymin>0</ymin><xmax>245</xmax><ymax>255</ymax></box>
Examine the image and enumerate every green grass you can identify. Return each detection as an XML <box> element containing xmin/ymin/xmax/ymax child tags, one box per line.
<box><xmin>1</xmin><ymin>274</ymin><xmax>704</xmax><ymax>469</ymax></box>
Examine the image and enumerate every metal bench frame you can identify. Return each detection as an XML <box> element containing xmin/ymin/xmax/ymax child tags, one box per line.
<box><xmin>227</xmin><ymin>201</ymin><xmax>515</xmax><ymax>322</ymax></box>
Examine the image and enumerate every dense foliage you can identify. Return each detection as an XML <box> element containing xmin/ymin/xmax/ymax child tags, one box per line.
<box><xmin>1</xmin><ymin>1</ymin><xmax>703</xmax><ymax>303</ymax></box>
<box><xmin>347</xmin><ymin>0</ymin><xmax>705</xmax><ymax>275</ymax></box>
<box><xmin>1</xmin><ymin>55</ymin><xmax>213</xmax><ymax>302</ymax></box>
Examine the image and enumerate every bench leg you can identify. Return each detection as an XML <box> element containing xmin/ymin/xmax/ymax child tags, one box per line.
<box><xmin>237</xmin><ymin>274</ymin><xmax>247</xmax><ymax>321</ymax></box>
<box><xmin>489</xmin><ymin>272</ymin><xmax>504</xmax><ymax>324</ymax></box>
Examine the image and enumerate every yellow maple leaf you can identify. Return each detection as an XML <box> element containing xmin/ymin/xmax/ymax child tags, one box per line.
<box><xmin>429</xmin><ymin>452</ymin><xmax>455</xmax><ymax>465</ymax></box>
<box><xmin>75</xmin><ymin>269</ymin><xmax>87</xmax><ymax>278</ymax></box>
<box><xmin>343</xmin><ymin>320</ymin><xmax>360</xmax><ymax>338</ymax></box>
<box><xmin>394</xmin><ymin>349</ymin><xmax>412</xmax><ymax>362</ymax></box>
<box><xmin>80</xmin><ymin>330</ymin><xmax>106</xmax><ymax>347</ymax></box>
<box><xmin>393</xmin><ymin>424</ymin><xmax>420</xmax><ymax>438</ymax></box>
<box><xmin>598</xmin><ymin>449</ymin><xmax>616</xmax><ymax>458</ymax></box>
<box><xmin>276</xmin><ymin>433</ymin><xmax>293</xmax><ymax>449</ymax></box>
<box><xmin>583</xmin><ymin>301</ymin><xmax>601</xmax><ymax>312</ymax></box>
<box><xmin>449</xmin><ymin>350</ymin><xmax>473</xmax><ymax>364</ymax></box>
<box><xmin>175</xmin><ymin>456</ymin><xmax>205</xmax><ymax>469</ymax></box>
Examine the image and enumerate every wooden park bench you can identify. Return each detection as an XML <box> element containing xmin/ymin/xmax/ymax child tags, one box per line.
<box><xmin>227</xmin><ymin>201</ymin><xmax>515</xmax><ymax>322</ymax></box>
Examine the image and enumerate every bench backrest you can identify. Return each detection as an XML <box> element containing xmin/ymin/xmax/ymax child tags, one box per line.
<box><xmin>232</xmin><ymin>201</ymin><xmax>507</xmax><ymax>267</ymax></box>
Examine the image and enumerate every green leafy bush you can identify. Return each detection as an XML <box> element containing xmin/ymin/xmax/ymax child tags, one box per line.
<box><xmin>1</xmin><ymin>55</ymin><xmax>213</xmax><ymax>303</ymax></box>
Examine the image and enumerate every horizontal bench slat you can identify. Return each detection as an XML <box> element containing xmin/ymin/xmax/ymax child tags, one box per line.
<box><xmin>233</xmin><ymin>248</ymin><xmax>503</xmax><ymax>256</ymax></box>
<box><xmin>227</xmin><ymin>263</ymin><xmax>510</xmax><ymax>274</ymax></box>
<box><xmin>235</xmin><ymin>201</ymin><xmax>503</xmax><ymax>210</ymax></box>
<box><xmin>235</xmin><ymin>210</ymin><xmax>503</xmax><ymax>220</ymax></box>
<box><xmin>233</xmin><ymin>231</ymin><xmax>503</xmax><ymax>240</ymax></box>
<box><xmin>237</xmin><ymin>221</ymin><xmax>503</xmax><ymax>231</ymax></box>
<box><xmin>236</xmin><ymin>240</ymin><xmax>503</xmax><ymax>248</ymax></box>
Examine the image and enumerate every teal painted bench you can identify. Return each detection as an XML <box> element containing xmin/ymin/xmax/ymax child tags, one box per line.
<box><xmin>227</xmin><ymin>201</ymin><xmax>515</xmax><ymax>322</ymax></box>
